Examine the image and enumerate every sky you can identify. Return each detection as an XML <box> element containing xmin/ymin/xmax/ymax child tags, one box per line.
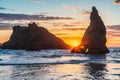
<box><xmin>0</xmin><ymin>0</ymin><xmax>120</xmax><ymax>47</ymax></box>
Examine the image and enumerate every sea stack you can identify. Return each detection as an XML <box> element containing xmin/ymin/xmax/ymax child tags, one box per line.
<box><xmin>71</xmin><ymin>7</ymin><xmax>109</xmax><ymax>54</ymax></box>
<box><xmin>1</xmin><ymin>22</ymin><xmax>70</xmax><ymax>50</ymax></box>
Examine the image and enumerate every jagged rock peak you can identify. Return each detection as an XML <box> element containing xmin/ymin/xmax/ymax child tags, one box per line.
<box><xmin>92</xmin><ymin>6</ymin><xmax>98</xmax><ymax>14</ymax></box>
<box><xmin>90</xmin><ymin>6</ymin><xmax>99</xmax><ymax>21</ymax></box>
<box><xmin>28</xmin><ymin>22</ymin><xmax>38</xmax><ymax>27</ymax></box>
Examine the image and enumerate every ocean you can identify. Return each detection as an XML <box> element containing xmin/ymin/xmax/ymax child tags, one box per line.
<box><xmin>0</xmin><ymin>48</ymin><xmax>120</xmax><ymax>80</ymax></box>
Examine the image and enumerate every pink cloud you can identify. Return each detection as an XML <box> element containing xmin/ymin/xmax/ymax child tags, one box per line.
<box><xmin>113</xmin><ymin>0</ymin><xmax>120</xmax><ymax>4</ymax></box>
<box><xmin>62</xmin><ymin>4</ymin><xmax>90</xmax><ymax>15</ymax></box>
<box><xmin>62</xmin><ymin>4</ymin><xmax>79</xmax><ymax>11</ymax></box>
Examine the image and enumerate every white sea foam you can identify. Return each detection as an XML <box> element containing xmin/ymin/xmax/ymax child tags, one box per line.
<box><xmin>0</xmin><ymin>48</ymin><xmax>120</xmax><ymax>80</ymax></box>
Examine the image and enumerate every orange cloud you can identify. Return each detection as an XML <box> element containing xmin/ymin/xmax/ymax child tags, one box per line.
<box><xmin>62</xmin><ymin>27</ymin><xmax>86</xmax><ymax>31</ymax></box>
<box><xmin>113</xmin><ymin>0</ymin><xmax>120</xmax><ymax>4</ymax></box>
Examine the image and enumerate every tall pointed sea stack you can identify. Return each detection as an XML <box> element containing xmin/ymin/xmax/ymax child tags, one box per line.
<box><xmin>71</xmin><ymin>7</ymin><xmax>109</xmax><ymax>54</ymax></box>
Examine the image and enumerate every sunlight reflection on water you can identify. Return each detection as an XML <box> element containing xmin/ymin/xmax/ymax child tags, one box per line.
<box><xmin>0</xmin><ymin>63</ymin><xmax>120</xmax><ymax>80</ymax></box>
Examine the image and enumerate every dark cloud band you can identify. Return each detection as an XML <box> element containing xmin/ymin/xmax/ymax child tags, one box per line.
<box><xmin>0</xmin><ymin>13</ymin><xmax>73</xmax><ymax>20</ymax></box>
<box><xmin>0</xmin><ymin>7</ymin><xmax>13</xmax><ymax>11</ymax></box>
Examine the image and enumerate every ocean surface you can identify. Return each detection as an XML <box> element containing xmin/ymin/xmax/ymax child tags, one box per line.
<box><xmin>0</xmin><ymin>48</ymin><xmax>120</xmax><ymax>80</ymax></box>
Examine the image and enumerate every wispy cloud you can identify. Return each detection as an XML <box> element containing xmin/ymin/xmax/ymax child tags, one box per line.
<box><xmin>62</xmin><ymin>27</ymin><xmax>86</xmax><ymax>31</ymax></box>
<box><xmin>62</xmin><ymin>4</ymin><xmax>81</xmax><ymax>15</ymax></box>
<box><xmin>0</xmin><ymin>23</ymin><xmax>13</xmax><ymax>30</ymax></box>
<box><xmin>113</xmin><ymin>0</ymin><xmax>120</xmax><ymax>4</ymax></box>
<box><xmin>62</xmin><ymin>4</ymin><xmax>90</xmax><ymax>15</ymax></box>
<box><xmin>62</xmin><ymin>4</ymin><xmax>79</xmax><ymax>11</ymax></box>
<box><xmin>38</xmin><ymin>11</ymin><xmax>67</xmax><ymax>16</ymax></box>
<box><xmin>81</xmin><ymin>9</ymin><xmax>91</xmax><ymax>15</ymax></box>
<box><xmin>107</xmin><ymin>25</ymin><xmax>120</xmax><ymax>31</ymax></box>
<box><xmin>107</xmin><ymin>30</ymin><xmax>120</xmax><ymax>37</ymax></box>
<box><xmin>0</xmin><ymin>13</ymin><xmax>73</xmax><ymax>20</ymax></box>
<box><xmin>0</xmin><ymin>7</ymin><xmax>14</xmax><ymax>11</ymax></box>
<box><xmin>107</xmin><ymin>25</ymin><xmax>120</xmax><ymax>37</ymax></box>
<box><xmin>0</xmin><ymin>7</ymin><xmax>7</xmax><ymax>10</ymax></box>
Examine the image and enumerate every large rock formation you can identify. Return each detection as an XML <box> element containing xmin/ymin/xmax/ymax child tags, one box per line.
<box><xmin>1</xmin><ymin>23</ymin><xmax>71</xmax><ymax>50</ymax></box>
<box><xmin>71</xmin><ymin>7</ymin><xmax>109</xmax><ymax>54</ymax></box>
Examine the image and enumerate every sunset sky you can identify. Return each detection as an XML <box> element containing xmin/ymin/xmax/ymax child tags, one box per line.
<box><xmin>0</xmin><ymin>0</ymin><xmax>120</xmax><ymax>47</ymax></box>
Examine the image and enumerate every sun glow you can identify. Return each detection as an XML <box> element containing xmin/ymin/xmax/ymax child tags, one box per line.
<box><xmin>73</xmin><ymin>43</ymin><xmax>79</xmax><ymax>47</ymax></box>
<box><xmin>66</xmin><ymin>40</ymin><xmax>80</xmax><ymax>47</ymax></box>
<box><xmin>0</xmin><ymin>30</ymin><xmax>12</xmax><ymax>43</ymax></box>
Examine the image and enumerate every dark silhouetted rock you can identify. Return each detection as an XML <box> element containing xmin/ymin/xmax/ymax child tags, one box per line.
<box><xmin>0</xmin><ymin>43</ymin><xmax>1</xmax><ymax>48</ymax></box>
<box><xmin>1</xmin><ymin>22</ymin><xmax>71</xmax><ymax>50</ymax></box>
<box><xmin>71</xmin><ymin>7</ymin><xmax>109</xmax><ymax>54</ymax></box>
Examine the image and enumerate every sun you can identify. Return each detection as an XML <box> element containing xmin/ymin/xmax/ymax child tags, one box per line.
<box><xmin>62</xmin><ymin>39</ymin><xmax>80</xmax><ymax>48</ymax></box>
<box><xmin>73</xmin><ymin>43</ymin><xmax>79</xmax><ymax>47</ymax></box>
